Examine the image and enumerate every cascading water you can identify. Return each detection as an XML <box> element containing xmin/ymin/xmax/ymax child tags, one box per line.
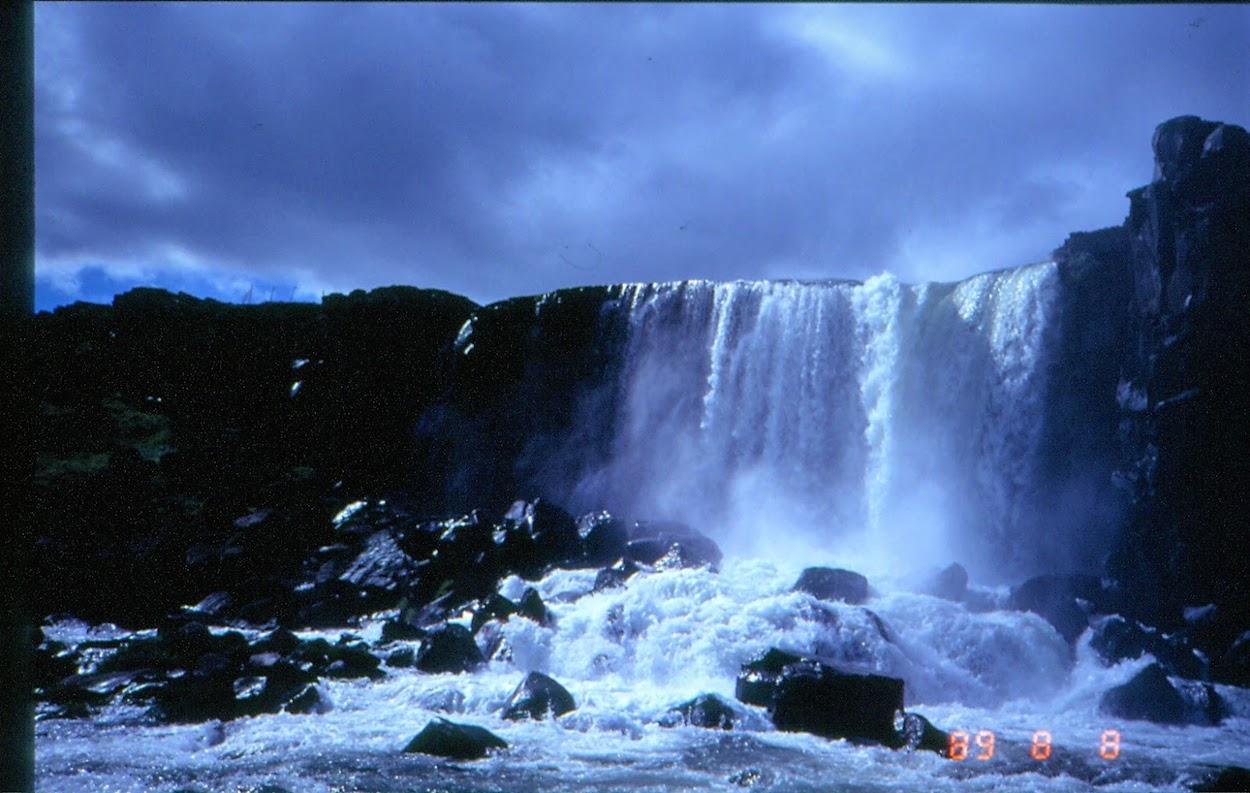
<box><xmin>588</xmin><ymin>262</ymin><xmax>1063</xmax><ymax>582</ymax></box>
<box><xmin>36</xmin><ymin>267</ymin><xmax>1250</xmax><ymax>793</ymax></box>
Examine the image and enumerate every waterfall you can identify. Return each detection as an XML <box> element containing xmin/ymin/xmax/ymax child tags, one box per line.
<box><xmin>587</xmin><ymin>263</ymin><xmax>1063</xmax><ymax>581</ymax></box>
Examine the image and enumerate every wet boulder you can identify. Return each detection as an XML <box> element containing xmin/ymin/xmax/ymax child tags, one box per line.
<box><xmin>501</xmin><ymin>671</ymin><xmax>576</xmax><ymax>720</ymax></box>
<box><xmin>417</xmin><ymin>511</ymin><xmax>502</xmax><ymax>604</ymax></box>
<box><xmin>322</xmin><ymin>643</ymin><xmax>384</xmax><ymax>680</ymax></box>
<box><xmin>150</xmin><ymin>661</ymin><xmax>240</xmax><ymax>723</ymax></box>
<box><xmin>1098</xmin><ymin>662</ymin><xmax>1222</xmax><ymax>725</ymax></box>
<box><xmin>470</xmin><ymin>594</ymin><xmax>518</xmax><ymax>634</ymax></box>
<box><xmin>921</xmin><ymin>564</ymin><xmax>968</xmax><ymax>602</ymax></box>
<box><xmin>735</xmin><ymin>648</ymin><xmax>803</xmax><ymax>707</ymax></box>
<box><xmin>403</xmin><ymin>718</ymin><xmax>508</xmax><ymax>760</ymax></box>
<box><xmin>659</xmin><ymin>693</ymin><xmax>737</xmax><ymax>730</ymax></box>
<box><xmin>1192</xmin><ymin>766</ymin><xmax>1250</xmax><ymax>793</ymax></box>
<box><xmin>893</xmin><ymin>711</ymin><xmax>950</xmax><ymax>754</ymax></box>
<box><xmin>1008</xmin><ymin>573</ymin><xmax>1111</xmax><ymax>644</ymax></box>
<box><xmin>1088</xmin><ymin>615</ymin><xmax>1205</xmax><ymax>679</ymax></box>
<box><xmin>415</xmin><ymin>624</ymin><xmax>485</xmax><ymax>674</ymax></box>
<box><xmin>625</xmin><ymin>522</ymin><xmax>721</xmax><ymax>570</ymax></box>
<box><xmin>577</xmin><ymin>511</ymin><xmax>630</xmax><ymax>567</ymax></box>
<box><xmin>792</xmin><ymin>568</ymin><xmax>869</xmax><ymax>605</ymax></box>
<box><xmin>1214</xmin><ymin>630</ymin><xmax>1250</xmax><ymax>687</ymax></box>
<box><xmin>517</xmin><ymin>587</ymin><xmax>553</xmax><ymax>627</ymax></box>
<box><xmin>386</xmin><ymin>646</ymin><xmax>417</xmax><ymax>668</ymax></box>
<box><xmin>284</xmin><ymin>684</ymin><xmax>331</xmax><ymax>715</ymax></box>
<box><xmin>769</xmin><ymin>658</ymin><xmax>904</xmax><ymax>745</ymax></box>
<box><xmin>384</xmin><ymin>590</ymin><xmax>463</xmax><ymax>642</ymax></box>
<box><xmin>42</xmin><ymin>669</ymin><xmax>163</xmax><ymax>707</ymax></box>
<box><xmin>496</xmin><ymin>499</ymin><xmax>583</xmax><ymax>578</ymax></box>
<box><xmin>336</xmin><ymin>531</ymin><xmax>421</xmax><ymax>607</ymax></box>
<box><xmin>592</xmin><ymin>558</ymin><xmax>641</xmax><ymax>592</ymax></box>
<box><xmin>34</xmin><ymin>642</ymin><xmax>81</xmax><ymax>689</ymax></box>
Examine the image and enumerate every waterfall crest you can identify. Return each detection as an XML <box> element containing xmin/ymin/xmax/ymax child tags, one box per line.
<box><xmin>585</xmin><ymin>263</ymin><xmax>1063</xmax><ymax>581</ymax></box>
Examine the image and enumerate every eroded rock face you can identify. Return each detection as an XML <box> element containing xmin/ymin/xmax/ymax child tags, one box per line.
<box><xmin>1110</xmin><ymin>116</ymin><xmax>1250</xmax><ymax>653</ymax></box>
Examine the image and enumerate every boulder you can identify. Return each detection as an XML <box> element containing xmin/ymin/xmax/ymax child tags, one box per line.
<box><xmin>501</xmin><ymin>671</ymin><xmax>576</xmax><ymax>720</ymax></box>
<box><xmin>1088</xmin><ymin>614</ymin><xmax>1204</xmax><ymax>679</ymax></box>
<box><xmin>517</xmin><ymin>588</ymin><xmax>553</xmax><ymax>627</ymax></box>
<box><xmin>792</xmin><ymin>568</ymin><xmax>869</xmax><ymax>605</ymax></box>
<box><xmin>626</xmin><ymin>522</ymin><xmax>722</xmax><ymax>570</ymax></box>
<box><xmin>1008</xmin><ymin>573</ymin><xmax>1109</xmax><ymax>644</ymax></box>
<box><xmin>1098</xmin><ymin>662</ymin><xmax>1219</xmax><ymax>725</ymax></box>
<box><xmin>1214</xmin><ymin>630</ymin><xmax>1250</xmax><ymax>687</ymax></box>
<box><xmin>496</xmin><ymin>499</ymin><xmax>583</xmax><ymax>577</ymax></box>
<box><xmin>577</xmin><ymin>511</ymin><xmax>630</xmax><ymax>567</ymax></box>
<box><xmin>470</xmin><ymin>594</ymin><xmax>518</xmax><ymax>634</ymax></box>
<box><xmin>415</xmin><ymin>624</ymin><xmax>485</xmax><ymax>674</ymax></box>
<box><xmin>403</xmin><ymin>718</ymin><xmax>507</xmax><ymax>760</ymax></box>
<box><xmin>735</xmin><ymin>648</ymin><xmax>803</xmax><ymax>707</ymax></box>
<box><xmin>284</xmin><ymin>684</ymin><xmax>330</xmax><ymax>715</ymax></box>
<box><xmin>336</xmin><ymin>531</ymin><xmax>420</xmax><ymax>607</ymax></box>
<box><xmin>922</xmin><ymin>564</ymin><xmax>968</xmax><ymax>602</ymax></box>
<box><xmin>660</xmin><ymin>693</ymin><xmax>737</xmax><ymax>730</ymax></box>
<box><xmin>592</xmin><ymin>559</ymin><xmax>641</xmax><ymax>592</ymax></box>
<box><xmin>380</xmin><ymin>618</ymin><xmax>426</xmax><ymax>644</ymax></box>
<box><xmin>1191</xmin><ymin>766</ymin><xmax>1250</xmax><ymax>793</ymax></box>
<box><xmin>893</xmin><ymin>711</ymin><xmax>950</xmax><ymax>754</ymax></box>
<box><xmin>769</xmin><ymin>658</ymin><xmax>904</xmax><ymax>745</ymax></box>
<box><xmin>386</xmin><ymin>646</ymin><xmax>417</xmax><ymax>668</ymax></box>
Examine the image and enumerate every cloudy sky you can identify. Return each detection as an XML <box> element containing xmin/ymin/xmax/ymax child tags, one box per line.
<box><xmin>34</xmin><ymin>3</ymin><xmax>1249</xmax><ymax>310</ymax></box>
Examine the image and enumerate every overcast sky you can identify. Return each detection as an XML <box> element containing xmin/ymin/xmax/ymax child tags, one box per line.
<box><xmin>33</xmin><ymin>2</ymin><xmax>1249</xmax><ymax>310</ymax></box>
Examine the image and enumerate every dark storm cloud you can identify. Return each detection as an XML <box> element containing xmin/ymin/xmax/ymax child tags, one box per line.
<box><xmin>35</xmin><ymin>3</ymin><xmax>1250</xmax><ymax>306</ymax></box>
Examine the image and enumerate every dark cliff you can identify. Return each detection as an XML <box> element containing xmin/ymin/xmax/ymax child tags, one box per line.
<box><xmin>29</xmin><ymin>117</ymin><xmax>1250</xmax><ymax>657</ymax></box>
<box><xmin>1105</xmin><ymin>117</ymin><xmax>1250</xmax><ymax>655</ymax></box>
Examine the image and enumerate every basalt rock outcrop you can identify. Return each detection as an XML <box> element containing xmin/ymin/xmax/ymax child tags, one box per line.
<box><xmin>1101</xmin><ymin>116</ymin><xmax>1250</xmax><ymax>671</ymax></box>
<box><xmin>29</xmin><ymin>117</ymin><xmax>1250</xmax><ymax>679</ymax></box>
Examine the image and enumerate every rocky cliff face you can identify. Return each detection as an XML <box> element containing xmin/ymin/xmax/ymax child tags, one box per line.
<box><xmin>1105</xmin><ymin>117</ymin><xmax>1250</xmax><ymax>652</ymax></box>
<box><xmin>30</xmin><ymin>117</ymin><xmax>1250</xmax><ymax>662</ymax></box>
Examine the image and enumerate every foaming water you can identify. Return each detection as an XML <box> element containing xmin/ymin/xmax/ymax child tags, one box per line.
<box><xmin>37</xmin><ymin>563</ymin><xmax>1250</xmax><ymax>792</ymax></box>
<box><xmin>588</xmin><ymin>265</ymin><xmax>1062</xmax><ymax>582</ymax></box>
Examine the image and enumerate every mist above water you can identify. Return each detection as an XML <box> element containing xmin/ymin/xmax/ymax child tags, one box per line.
<box><xmin>576</xmin><ymin>263</ymin><xmax>1069</xmax><ymax>584</ymax></box>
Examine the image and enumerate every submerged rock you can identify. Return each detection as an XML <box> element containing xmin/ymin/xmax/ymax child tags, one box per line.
<box><xmin>792</xmin><ymin>567</ymin><xmax>868</xmax><ymax>605</ymax></box>
<box><xmin>415</xmin><ymin>624</ymin><xmax>485</xmax><ymax>674</ymax></box>
<box><xmin>660</xmin><ymin>693</ymin><xmax>737</xmax><ymax>730</ymax></box>
<box><xmin>403</xmin><ymin>718</ymin><xmax>507</xmax><ymax>760</ymax></box>
<box><xmin>501</xmin><ymin>671</ymin><xmax>576</xmax><ymax>720</ymax></box>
